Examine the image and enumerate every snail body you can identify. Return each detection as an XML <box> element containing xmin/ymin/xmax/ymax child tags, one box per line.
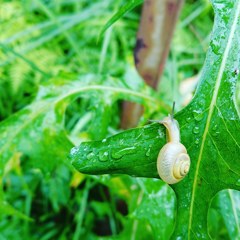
<box><xmin>157</xmin><ymin>115</ymin><xmax>190</xmax><ymax>184</ymax></box>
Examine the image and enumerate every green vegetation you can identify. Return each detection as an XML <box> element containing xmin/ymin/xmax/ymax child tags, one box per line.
<box><xmin>0</xmin><ymin>0</ymin><xmax>239</xmax><ymax>239</ymax></box>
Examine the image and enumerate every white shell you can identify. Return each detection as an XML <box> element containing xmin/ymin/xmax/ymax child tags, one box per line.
<box><xmin>157</xmin><ymin>142</ymin><xmax>190</xmax><ymax>184</ymax></box>
<box><xmin>156</xmin><ymin>115</ymin><xmax>190</xmax><ymax>184</ymax></box>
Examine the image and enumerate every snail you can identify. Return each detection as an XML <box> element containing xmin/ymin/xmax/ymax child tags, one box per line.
<box><xmin>152</xmin><ymin>103</ymin><xmax>190</xmax><ymax>184</ymax></box>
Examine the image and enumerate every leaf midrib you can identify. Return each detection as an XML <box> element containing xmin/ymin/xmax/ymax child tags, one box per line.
<box><xmin>187</xmin><ymin>2</ymin><xmax>240</xmax><ymax>238</ymax></box>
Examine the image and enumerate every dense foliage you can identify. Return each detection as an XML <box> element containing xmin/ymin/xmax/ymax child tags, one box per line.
<box><xmin>0</xmin><ymin>0</ymin><xmax>239</xmax><ymax>239</ymax></box>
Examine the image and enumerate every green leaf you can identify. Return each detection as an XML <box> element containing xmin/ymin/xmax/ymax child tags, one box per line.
<box><xmin>71</xmin><ymin>0</ymin><xmax>240</xmax><ymax>238</ymax></box>
<box><xmin>96</xmin><ymin>176</ymin><xmax>175</xmax><ymax>240</ymax></box>
<box><xmin>0</xmin><ymin>78</ymin><xmax>73</xmax><ymax>174</ymax></box>
<box><xmin>0</xmin><ymin>72</ymin><xmax>165</xmax><ymax>174</ymax></box>
<box><xmin>99</xmin><ymin>0</ymin><xmax>143</xmax><ymax>38</ymax></box>
<box><xmin>214</xmin><ymin>190</ymin><xmax>240</xmax><ymax>239</ymax></box>
<box><xmin>132</xmin><ymin>179</ymin><xmax>175</xmax><ymax>240</ymax></box>
<box><xmin>0</xmin><ymin>199</ymin><xmax>33</xmax><ymax>221</ymax></box>
<box><xmin>0</xmin><ymin>72</ymin><xmax>164</xmax><ymax>219</ymax></box>
<box><xmin>1</xmin><ymin>1</ymin><xmax>109</xmax><ymax>66</ymax></box>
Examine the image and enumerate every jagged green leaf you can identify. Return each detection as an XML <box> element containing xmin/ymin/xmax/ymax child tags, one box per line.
<box><xmin>0</xmin><ymin>73</ymin><xmax>163</xmax><ymax>173</ymax></box>
<box><xmin>0</xmin><ymin>72</ymin><xmax>165</xmax><ymax>219</ymax></box>
<box><xmin>131</xmin><ymin>179</ymin><xmax>175</xmax><ymax>240</ymax></box>
<box><xmin>70</xmin><ymin>0</ymin><xmax>240</xmax><ymax>238</ymax></box>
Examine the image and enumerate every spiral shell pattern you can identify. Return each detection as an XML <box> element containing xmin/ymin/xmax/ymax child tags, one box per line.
<box><xmin>157</xmin><ymin>142</ymin><xmax>190</xmax><ymax>184</ymax></box>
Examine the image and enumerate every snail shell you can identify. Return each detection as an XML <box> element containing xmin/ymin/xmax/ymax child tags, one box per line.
<box><xmin>157</xmin><ymin>115</ymin><xmax>190</xmax><ymax>184</ymax></box>
<box><xmin>157</xmin><ymin>142</ymin><xmax>190</xmax><ymax>184</ymax></box>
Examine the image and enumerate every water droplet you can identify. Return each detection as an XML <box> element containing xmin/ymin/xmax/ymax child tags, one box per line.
<box><xmin>146</xmin><ymin>148</ymin><xmax>151</xmax><ymax>157</ymax></box>
<box><xmin>212</xmin><ymin>131</ymin><xmax>220</xmax><ymax>137</ymax></box>
<box><xmin>158</xmin><ymin>129</ymin><xmax>164</xmax><ymax>138</ymax></box>
<box><xmin>186</xmin><ymin>117</ymin><xmax>191</xmax><ymax>123</ymax></box>
<box><xmin>111</xmin><ymin>147</ymin><xmax>136</xmax><ymax>160</ymax></box>
<box><xmin>102</xmin><ymin>138</ymin><xmax>107</xmax><ymax>143</ymax></box>
<box><xmin>99</xmin><ymin>150</ymin><xmax>109</xmax><ymax>162</ymax></box>
<box><xmin>195</xmin><ymin>138</ymin><xmax>200</xmax><ymax>145</ymax></box>
<box><xmin>198</xmin><ymin>99</ymin><xmax>206</xmax><ymax>107</ymax></box>
<box><xmin>212</xmin><ymin>124</ymin><xmax>218</xmax><ymax>131</ymax></box>
<box><xmin>212</xmin><ymin>124</ymin><xmax>220</xmax><ymax>136</ymax></box>
<box><xmin>70</xmin><ymin>146</ymin><xmax>78</xmax><ymax>155</ymax></box>
<box><xmin>196</xmin><ymin>232</ymin><xmax>201</xmax><ymax>238</ymax></box>
<box><xmin>193</xmin><ymin>126</ymin><xmax>200</xmax><ymax>134</ymax></box>
<box><xmin>87</xmin><ymin>152</ymin><xmax>95</xmax><ymax>160</ymax></box>
<box><xmin>193</xmin><ymin>110</ymin><xmax>204</xmax><ymax>121</ymax></box>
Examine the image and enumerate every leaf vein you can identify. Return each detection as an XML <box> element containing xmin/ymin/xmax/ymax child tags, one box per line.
<box><xmin>216</xmin><ymin>105</ymin><xmax>240</xmax><ymax>148</ymax></box>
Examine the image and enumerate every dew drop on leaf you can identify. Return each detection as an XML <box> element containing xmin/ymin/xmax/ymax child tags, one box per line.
<box><xmin>111</xmin><ymin>152</ymin><xmax>122</xmax><ymax>160</ymax></box>
<box><xmin>212</xmin><ymin>131</ymin><xmax>220</xmax><ymax>137</ymax></box>
<box><xmin>195</xmin><ymin>138</ymin><xmax>200</xmax><ymax>145</ymax></box>
<box><xmin>111</xmin><ymin>146</ymin><xmax>136</xmax><ymax>159</ymax></box>
<box><xmin>212</xmin><ymin>125</ymin><xmax>220</xmax><ymax>136</ymax></box>
<box><xmin>193</xmin><ymin>110</ymin><xmax>204</xmax><ymax>121</ymax></box>
<box><xmin>193</xmin><ymin>126</ymin><xmax>200</xmax><ymax>134</ymax></box>
<box><xmin>212</xmin><ymin>124</ymin><xmax>218</xmax><ymax>131</ymax></box>
<box><xmin>70</xmin><ymin>146</ymin><xmax>78</xmax><ymax>156</ymax></box>
<box><xmin>158</xmin><ymin>129</ymin><xmax>164</xmax><ymax>138</ymax></box>
<box><xmin>87</xmin><ymin>152</ymin><xmax>95</xmax><ymax>160</ymax></box>
<box><xmin>98</xmin><ymin>150</ymin><xmax>109</xmax><ymax>162</ymax></box>
<box><xmin>146</xmin><ymin>148</ymin><xmax>151</xmax><ymax>157</ymax></box>
<box><xmin>186</xmin><ymin>117</ymin><xmax>191</xmax><ymax>123</ymax></box>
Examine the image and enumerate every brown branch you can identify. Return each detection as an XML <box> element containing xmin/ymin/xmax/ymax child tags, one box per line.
<box><xmin>121</xmin><ymin>0</ymin><xmax>184</xmax><ymax>129</ymax></box>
